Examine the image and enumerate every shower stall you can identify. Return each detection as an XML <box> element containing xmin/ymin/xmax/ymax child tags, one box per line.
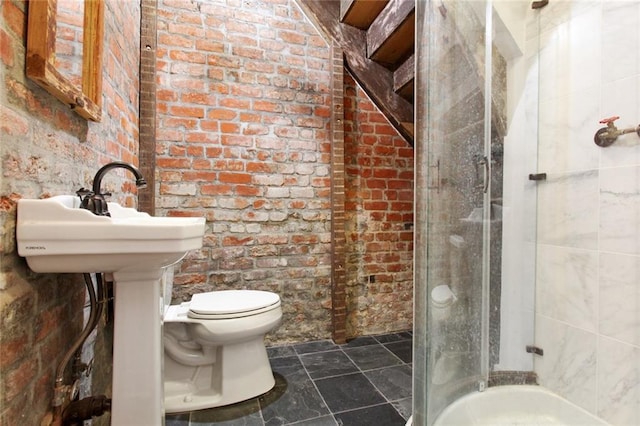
<box><xmin>413</xmin><ymin>1</ymin><xmax>640</xmax><ymax>425</ymax></box>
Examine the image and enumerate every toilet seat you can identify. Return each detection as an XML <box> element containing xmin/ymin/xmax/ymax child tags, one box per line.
<box><xmin>188</xmin><ymin>290</ymin><xmax>281</xmax><ymax>320</ymax></box>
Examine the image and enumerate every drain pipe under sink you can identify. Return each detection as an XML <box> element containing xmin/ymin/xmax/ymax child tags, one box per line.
<box><xmin>49</xmin><ymin>273</ymin><xmax>110</xmax><ymax>425</ymax></box>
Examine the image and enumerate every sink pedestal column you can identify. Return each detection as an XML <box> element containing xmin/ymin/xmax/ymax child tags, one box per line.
<box><xmin>111</xmin><ymin>270</ymin><xmax>165</xmax><ymax>425</ymax></box>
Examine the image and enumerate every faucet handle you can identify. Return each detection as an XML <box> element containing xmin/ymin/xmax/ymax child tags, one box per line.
<box><xmin>77</xmin><ymin>189</ymin><xmax>111</xmax><ymax>216</ymax></box>
<box><xmin>80</xmin><ymin>194</ymin><xmax>111</xmax><ymax>216</ymax></box>
<box><xmin>599</xmin><ymin>115</ymin><xmax>620</xmax><ymax>125</ymax></box>
<box><xmin>76</xmin><ymin>187</ymin><xmax>93</xmax><ymax>198</ymax></box>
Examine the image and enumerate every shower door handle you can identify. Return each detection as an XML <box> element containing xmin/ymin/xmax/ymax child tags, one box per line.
<box><xmin>479</xmin><ymin>156</ymin><xmax>490</xmax><ymax>193</ymax></box>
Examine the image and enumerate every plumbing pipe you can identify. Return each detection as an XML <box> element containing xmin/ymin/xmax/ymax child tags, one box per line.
<box><xmin>594</xmin><ymin>116</ymin><xmax>640</xmax><ymax>147</ymax></box>
<box><xmin>62</xmin><ymin>395</ymin><xmax>111</xmax><ymax>426</ymax></box>
<box><xmin>53</xmin><ymin>273</ymin><xmax>104</xmax><ymax>407</ymax></box>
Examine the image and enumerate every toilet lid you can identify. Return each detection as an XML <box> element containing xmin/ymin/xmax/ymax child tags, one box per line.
<box><xmin>188</xmin><ymin>290</ymin><xmax>280</xmax><ymax>319</ymax></box>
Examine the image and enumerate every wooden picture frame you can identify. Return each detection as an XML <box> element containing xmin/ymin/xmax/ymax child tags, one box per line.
<box><xmin>26</xmin><ymin>0</ymin><xmax>104</xmax><ymax>122</ymax></box>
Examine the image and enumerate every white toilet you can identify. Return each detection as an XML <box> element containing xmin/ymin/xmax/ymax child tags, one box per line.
<box><xmin>162</xmin><ymin>269</ymin><xmax>282</xmax><ymax>413</ymax></box>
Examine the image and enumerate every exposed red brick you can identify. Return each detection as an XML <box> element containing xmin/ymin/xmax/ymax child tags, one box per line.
<box><xmin>220</xmin><ymin>122</ymin><xmax>240</xmax><ymax>134</ymax></box>
<box><xmin>201</xmin><ymin>184</ymin><xmax>233</xmax><ymax>195</ymax></box>
<box><xmin>0</xmin><ymin>27</ymin><xmax>14</xmax><ymax>67</ymax></box>
<box><xmin>153</xmin><ymin>0</ymin><xmax>413</xmax><ymax>346</ymax></box>
<box><xmin>218</xmin><ymin>172</ymin><xmax>251</xmax><ymax>184</ymax></box>
<box><xmin>169</xmin><ymin>105</ymin><xmax>205</xmax><ymax>118</ymax></box>
<box><xmin>157</xmin><ymin>157</ymin><xmax>192</xmax><ymax>168</ymax></box>
<box><xmin>235</xmin><ymin>185</ymin><xmax>262</xmax><ymax>196</ymax></box>
<box><xmin>2</xmin><ymin>0</ymin><xmax>25</xmax><ymax>38</ymax></box>
<box><xmin>207</xmin><ymin>108</ymin><xmax>237</xmax><ymax>120</ymax></box>
<box><xmin>343</xmin><ymin>72</ymin><xmax>414</xmax><ymax>337</ymax></box>
<box><xmin>253</xmin><ymin>99</ymin><xmax>282</xmax><ymax>112</ymax></box>
<box><xmin>219</xmin><ymin>98</ymin><xmax>250</xmax><ymax>109</ymax></box>
<box><xmin>223</xmin><ymin>236</ymin><xmax>254</xmax><ymax>246</ymax></box>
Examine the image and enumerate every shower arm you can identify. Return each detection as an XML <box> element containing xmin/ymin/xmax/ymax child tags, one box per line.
<box><xmin>594</xmin><ymin>116</ymin><xmax>640</xmax><ymax>147</ymax></box>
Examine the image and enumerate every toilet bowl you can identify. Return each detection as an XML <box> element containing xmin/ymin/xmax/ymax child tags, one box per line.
<box><xmin>162</xmin><ymin>285</ymin><xmax>282</xmax><ymax>413</ymax></box>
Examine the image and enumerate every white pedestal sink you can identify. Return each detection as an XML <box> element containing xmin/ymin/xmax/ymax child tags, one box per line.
<box><xmin>17</xmin><ymin>195</ymin><xmax>205</xmax><ymax>425</ymax></box>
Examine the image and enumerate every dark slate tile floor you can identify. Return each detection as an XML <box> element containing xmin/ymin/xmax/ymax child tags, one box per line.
<box><xmin>165</xmin><ymin>332</ymin><xmax>412</xmax><ymax>426</ymax></box>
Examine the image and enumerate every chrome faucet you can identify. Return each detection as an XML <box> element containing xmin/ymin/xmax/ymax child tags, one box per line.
<box><xmin>77</xmin><ymin>161</ymin><xmax>147</xmax><ymax>216</ymax></box>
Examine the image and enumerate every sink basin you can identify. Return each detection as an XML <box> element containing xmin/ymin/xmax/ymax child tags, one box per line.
<box><xmin>17</xmin><ymin>194</ymin><xmax>206</xmax><ymax>424</ymax></box>
<box><xmin>17</xmin><ymin>195</ymin><xmax>205</xmax><ymax>273</ymax></box>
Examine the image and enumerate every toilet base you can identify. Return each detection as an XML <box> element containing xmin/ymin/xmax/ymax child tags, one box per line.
<box><xmin>164</xmin><ymin>337</ymin><xmax>275</xmax><ymax>413</ymax></box>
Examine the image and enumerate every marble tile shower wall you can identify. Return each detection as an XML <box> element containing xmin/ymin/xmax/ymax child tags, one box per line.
<box><xmin>531</xmin><ymin>2</ymin><xmax>640</xmax><ymax>425</ymax></box>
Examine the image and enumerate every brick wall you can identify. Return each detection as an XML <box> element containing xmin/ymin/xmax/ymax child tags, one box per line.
<box><xmin>343</xmin><ymin>73</ymin><xmax>414</xmax><ymax>337</ymax></box>
<box><xmin>1</xmin><ymin>0</ymin><xmax>413</xmax><ymax>421</ymax></box>
<box><xmin>0</xmin><ymin>0</ymin><xmax>140</xmax><ymax>423</ymax></box>
<box><xmin>155</xmin><ymin>0</ymin><xmax>334</xmax><ymax>343</ymax></box>
<box><xmin>155</xmin><ymin>0</ymin><xmax>414</xmax><ymax>343</ymax></box>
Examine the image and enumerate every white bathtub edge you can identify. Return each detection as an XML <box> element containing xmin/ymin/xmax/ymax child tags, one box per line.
<box><xmin>434</xmin><ymin>385</ymin><xmax>611</xmax><ymax>426</ymax></box>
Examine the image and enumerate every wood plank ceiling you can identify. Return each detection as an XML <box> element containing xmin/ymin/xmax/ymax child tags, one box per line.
<box><xmin>298</xmin><ymin>0</ymin><xmax>415</xmax><ymax>145</ymax></box>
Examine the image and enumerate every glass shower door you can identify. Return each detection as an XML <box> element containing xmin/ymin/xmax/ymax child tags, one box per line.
<box><xmin>414</xmin><ymin>0</ymin><xmax>498</xmax><ymax>424</ymax></box>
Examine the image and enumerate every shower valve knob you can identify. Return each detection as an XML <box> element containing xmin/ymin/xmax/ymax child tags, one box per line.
<box><xmin>599</xmin><ymin>116</ymin><xmax>620</xmax><ymax>125</ymax></box>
